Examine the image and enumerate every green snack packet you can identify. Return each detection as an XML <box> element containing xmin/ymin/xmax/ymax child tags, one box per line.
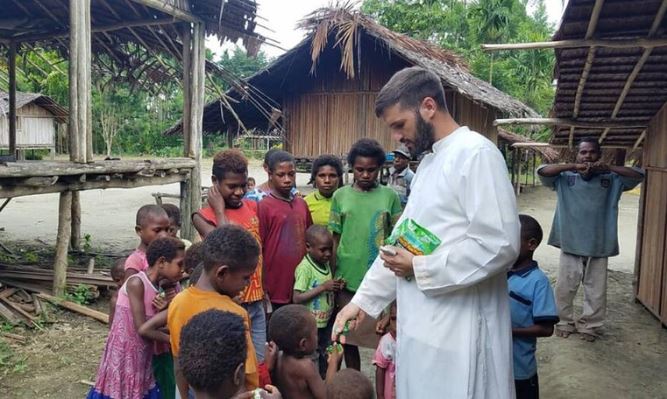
<box><xmin>385</xmin><ymin>218</ymin><xmax>441</xmax><ymax>256</ymax></box>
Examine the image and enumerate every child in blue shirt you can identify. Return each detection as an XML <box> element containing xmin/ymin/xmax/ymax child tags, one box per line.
<box><xmin>508</xmin><ymin>214</ymin><xmax>559</xmax><ymax>399</ymax></box>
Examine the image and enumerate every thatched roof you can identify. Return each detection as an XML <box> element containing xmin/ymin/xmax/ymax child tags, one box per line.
<box><xmin>551</xmin><ymin>0</ymin><xmax>667</xmax><ymax>147</ymax></box>
<box><xmin>0</xmin><ymin>0</ymin><xmax>263</xmax><ymax>92</ymax></box>
<box><xmin>164</xmin><ymin>6</ymin><xmax>537</xmax><ymax>136</ymax></box>
<box><xmin>497</xmin><ymin>128</ymin><xmax>560</xmax><ymax>163</ymax></box>
<box><xmin>0</xmin><ymin>91</ymin><xmax>68</xmax><ymax>123</ymax></box>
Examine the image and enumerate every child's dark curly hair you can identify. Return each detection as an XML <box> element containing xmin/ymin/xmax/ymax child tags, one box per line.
<box><xmin>268</xmin><ymin>304</ymin><xmax>315</xmax><ymax>356</ymax></box>
<box><xmin>309</xmin><ymin>154</ymin><xmax>344</xmax><ymax>186</ymax></box>
<box><xmin>326</xmin><ymin>369</ymin><xmax>374</xmax><ymax>399</ymax></box>
<box><xmin>347</xmin><ymin>138</ymin><xmax>386</xmax><ymax>167</ymax></box>
<box><xmin>179</xmin><ymin>309</ymin><xmax>246</xmax><ymax>395</ymax></box>
<box><xmin>161</xmin><ymin>203</ymin><xmax>181</xmax><ymax>227</ymax></box>
<box><xmin>146</xmin><ymin>237</ymin><xmax>185</xmax><ymax>268</ymax></box>
<box><xmin>202</xmin><ymin>225</ymin><xmax>259</xmax><ymax>272</ymax></box>
<box><xmin>267</xmin><ymin>150</ymin><xmax>295</xmax><ymax>172</ymax></box>
<box><xmin>135</xmin><ymin>204</ymin><xmax>168</xmax><ymax>227</ymax></box>
<box><xmin>183</xmin><ymin>242</ymin><xmax>204</xmax><ymax>275</ymax></box>
<box><xmin>212</xmin><ymin>149</ymin><xmax>248</xmax><ymax>181</ymax></box>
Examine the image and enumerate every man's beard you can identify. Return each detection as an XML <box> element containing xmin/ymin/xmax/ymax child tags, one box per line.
<box><xmin>411</xmin><ymin>113</ymin><xmax>436</xmax><ymax>157</ymax></box>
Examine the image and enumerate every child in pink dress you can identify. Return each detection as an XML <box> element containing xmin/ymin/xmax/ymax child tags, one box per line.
<box><xmin>373</xmin><ymin>302</ymin><xmax>397</xmax><ymax>399</ymax></box>
<box><xmin>87</xmin><ymin>237</ymin><xmax>185</xmax><ymax>399</ymax></box>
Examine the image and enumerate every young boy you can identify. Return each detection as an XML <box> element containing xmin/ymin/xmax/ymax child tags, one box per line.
<box><xmin>193</xmin><ymin>149</ymin><xmax>267</xmax><ymax>362</ymax></box>
<box><xmin>326</xmin><ymin>369</ymin><xmax>374</xmax><ymax>399</ymax></box>
<box><xmin>509</xmin><ymin>214</ymin><xmax>559</xmax><ymax>399</ymax></box>
<box><xmin>293</xmin><ymin>225</ymin><xmax>344</xmax><ymax>376</ymax></box>
<box><xmin>161</xmin><ymin>203</ymin><xmax>193</xmax><ymax>248</ymax></box>
<box><xmin>330</xmin><ymin>138</ymin><xmax>402</xmax><ymax>370</ymax></box>
<box><xmin>167</xmin><ymin>225</ymin><xmax>262</xmax><ymax>396</ymax></box>
<box><xmin>387</xmin><ymin>145</ymin><xmax>414</xmax><ymax>207</ymax></box>
<box><xmin>259</xmin><ymin>150</ymin><xmax>313</xmax><ymax>310</ymax></box>
<box><xmin>269</xmin><ymin>304</ymin><xmax>342</xmax><ymax>399</ymax></box>
<box><xmin>124</xmin><ymin>204</ymin><xmax>171</xmax><ymax>279</ymax></box>
<box><xmin>179</xmin><ymin>309</ymin><xmax>282</xmax><ymax>399</ymax></box>
<box><xmin>304</xmin><ymin>155</ymin><xmax>343</xmax><ymax>226</ymax></box>
<box><xmin>181</xmin><ymin>242</ymin><xmax>203</xmax><ymax>288</ymax></box>
<box><xmin>244</xmin><ymin>177</ymin><xmax>258</xmax><ymax>200</ymax></box>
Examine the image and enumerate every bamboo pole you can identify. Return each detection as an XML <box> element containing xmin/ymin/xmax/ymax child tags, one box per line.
<box><xmin>8</xmin><ymin>41</ymin><xmax>17</xmax><ymax>158</ymax></box>
<box><xmin>54</xmin><ymin>191</ymin><xmax>72</xmax><ymax>296</ymax></box>
<box><xmin>493</xmin><ymin>118</ymin><xmax>647</xmax><ymax>129</ymax></box>
<box><xmin>130</xmin><ymin>0</ymin><xmax>202</xmax><ymax>23</ymax></box>
<box><xmin>481</xmin><ymin>38</ymin><xmax>667</xmax><ymax>51</ymax></box>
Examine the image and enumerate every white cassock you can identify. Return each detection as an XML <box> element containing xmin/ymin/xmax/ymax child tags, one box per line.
<box><xmin>353</xmin><ymin>126</ymin><xmax>520</xmax><ymax>399</ymax></box>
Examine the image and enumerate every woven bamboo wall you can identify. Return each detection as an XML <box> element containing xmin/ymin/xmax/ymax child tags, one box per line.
<box><xmin>283</xmin><ymin>43</ymin><xmax>499</xmax><ymax>158</ymax></box>
<box><xmin>636</xmin><ymin>102</ymin><xmax>667</xmax><ymax>324</ymax></box>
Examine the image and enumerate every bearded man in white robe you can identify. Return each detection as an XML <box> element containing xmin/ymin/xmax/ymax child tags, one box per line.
<box><xmin>333</xmin><ymin>67</ymin><xmax>520</xmax><ymax>398</ymax></box>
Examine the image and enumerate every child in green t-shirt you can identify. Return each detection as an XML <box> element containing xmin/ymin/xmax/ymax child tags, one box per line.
<box><xmin>293</xmin><ymin>225</ymin><xmax>345</xmax><ymax>377</ymax></box>
<box><xmin>329</xmin><ymin>138</ymin><xmax>402</xmax><ymax>371</ymax></box>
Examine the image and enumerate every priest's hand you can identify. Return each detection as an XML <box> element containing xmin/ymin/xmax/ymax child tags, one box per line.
<box><xmin>381</xmin><ymin>246</ymin><xmax>415</xmax><ymax>278</ymax></box>
<box><xmin>331</xmin><ymin>302</ymin><xmax>366</xmax><ymax>342</ymax></box>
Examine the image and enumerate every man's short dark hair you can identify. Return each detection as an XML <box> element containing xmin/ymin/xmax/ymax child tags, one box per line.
<box><xmin>136</xmin><ymin>204</ymin><xmax>168</xmax><ymax>227</ymax></box>
<box><xmin>268</xmin><ymin>304</ymin><xmax>314</xmax><ymax>356</ymax></box>
<box><xmin>519</xmin><ymin>214</ymin><xmax>543</xmax><ymax>245</ymax></box>
<box><xmin>202</xmin><ymin>225</ymin><xmax>259</xmax><ymax>271</ymax></box>
<box><xmin>309</xmin><ymin>154</ymin><xmax>344</xmax><ymax>186</ymax></box>
<box><xmin>375</xmin><ymin>66</ymin><xmax>447</xmax><ymax>117</ymax></box>
<box><xmin>267</xmin><ymin>150</ymin><xmax>295</xmax><ymax>172</ymax></box>
<box><xmin>146</xmin><ymin>236</ymin><xmax>185</xmax><ymax>267</ymax></box>
<box><xmin>212</xmin><ymin>149</ymin><xmax>248</xmax><ymax>181</ymax></box>
<box><xmin>179</xmin><ymin>309</ymin><xmax>246</xmax><ymax>395</ymax></box>
<box><xmin>577</xmin><ymin>137</ymin><xmax>601</xmax><ymax>153</ymax></box>
<box><xmin>347</xmin><ymin>138</ymin><xmax>386</xmax><ymax>167</ymax></box>
<box><xmin>326</xmin><ymin>369</ymin><xmax>374</xmax><ymax>399</ymax></box>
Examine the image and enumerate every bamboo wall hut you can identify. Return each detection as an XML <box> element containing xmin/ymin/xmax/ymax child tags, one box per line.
<box><xmin>165</xmin><ymin>7</ymin><xmax>537</xmax><ymax>159</ymax></box>
<box><xmin>0</xmin><ymin>91</ymin><xmax>67</xmax><ymax>155</ymax></box>
<box><xmin>495</xmin><ymin>0</ymin><xmax>667</xmax><ymax>324</ymax></box>
<box><xmin>0</xmin><ymin>0</ymin><xmax>261</xmax><ymax>295</ymax></box>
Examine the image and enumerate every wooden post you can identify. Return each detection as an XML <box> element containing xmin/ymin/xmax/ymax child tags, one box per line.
<box><xmin>54</xmin><ymin>191</ymin><xmax>72</xmax><ymax>296</ymax></box>
<box><xmin>8</xmin><ymin>41</ymin><xmax>17</xmax><ymax>158</ymax></box>
<box><xmin>69</xmin><ymin>0</ymin><xmax>92</xmax><ymax>163</ymax></box>
<box><xmin>180</xmin><ymin>23</ymin><xmax>193</xmax><ymax>240</ymax></box>
<box><xmin>187</xmin><ymin>21</ymin><xmax>205</xmax><ymax>240</ymax></box>
<box><xmin>71</xmin><ymin>191</ymin><xmax>81</xmax><ymax>250</ymax></box>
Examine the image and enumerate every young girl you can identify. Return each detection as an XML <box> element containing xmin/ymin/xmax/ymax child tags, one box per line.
<box><xmin>88</xmin><ymin>237</ymin><xmax>185</xmax><ymax>399</ymax></box>
<box><xmin>329</xmin><ymin>138</ymin><xmax>401</xmax><ymax>370</ymax></box>
<box><xmin>304</xmin><ymin>155</ymin><xmax>344</xmax><ymax>226</ymax></box>
<box><xmin>373</xmin><ymin>302</ymin><xmax>397</xmax><ymax>399</ymax></box>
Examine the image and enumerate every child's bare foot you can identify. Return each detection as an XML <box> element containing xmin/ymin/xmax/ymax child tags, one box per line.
<box><xmin>579</xmin><ymin>333</ymin><xmax>597</xmax><ymax>342</ymax></box>
<box><xmin>555</xmin><ymin>328</ymin><xmax>572</xmax><ymax>338</ymax></box>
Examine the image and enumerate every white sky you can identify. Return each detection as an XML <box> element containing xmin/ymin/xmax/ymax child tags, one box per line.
<box><xmin>207</xmin><ymin>0</ymin><xmax>565</xmax><ymax>59</ymax></box>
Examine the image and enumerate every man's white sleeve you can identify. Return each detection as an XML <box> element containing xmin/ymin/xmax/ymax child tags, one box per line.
<box><xmin>351</xmin><ymin>255</ymin><xmax>397</xmax><ymax>318</ymax></box>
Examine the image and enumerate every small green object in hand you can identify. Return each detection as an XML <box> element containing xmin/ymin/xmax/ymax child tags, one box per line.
<box><xmin>326</xmin><ymin>342</ymin><xmax>343</xmax><ymax>354</ymax></box>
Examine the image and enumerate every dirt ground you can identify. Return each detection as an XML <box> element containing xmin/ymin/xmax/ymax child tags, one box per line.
<box><xmin>0</xmin><ymin>159</ymin><xmax>665</xmax><ymax>398</ymax></box>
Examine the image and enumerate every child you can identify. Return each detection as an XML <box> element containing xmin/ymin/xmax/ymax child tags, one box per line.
<box><xmin>258</xmin><ymin>150</ymin><xmax>313</xmax><ymax>310</ymax></box>
<box><xmin>161</xmin><ymin>203</ymin><xmax>193</xmax><ymax>248</ymax></box>
<box><xmin>167</xmin><ymin>225</ymin><xmax>262</xmax><ymax>396</ymax></box>
<box><xmin>330</xmin><ymin>138</ymin><xmax>402</xmax><ymax>370</ymax></box>
<box><xmin>181</xmin><ymin>242</ymin><xmax>203</xmax><ymax>288</ymax></box>
<box><xmin>293</xmin><ymin>225</ymin><xmax>344</xmax><ymax>377</ymax></box>
<box><xmin>193</xmin><ymin>149</ymin><xmax>267</xmax><ymax>362</ymax></box>
<box><xmin>88</xmin><ymin>237</ymin><xmax>185</xmax><ymax>399</ymax></box>
<box><xmin>387</xmin><ymin>145</ymin><xmax>414</xmax><ymax>207</ymax></box>
<box><xmin>124</xmin><ymin>204</ymin><xmax>171</xmax><ymax>280</ymax></box>
<box><xmin>373</xmin><ymin>302</ymin><xmax>397</xmax><ymax>399</ymax></box>
<box><xmin>304</xmin><ymin>155</ymin><xmax>344</xmax><ymax>226</ymax></box>
<box><xmin>269</xmin><ymin>304</ymin><xmax>343</xmax><ymax>399</ymax></box>
<box><xmin>108</xmin><ymin>257</ymin><xmax>127</xmax><ymax>328</ymax></box>
<box><xmin>326</xmin><ymin>369</ymin><xmax>374</xmax><ymax>399</ymax></box>
<box><xmin>179</xmin><ymin>309</ymin><xmax>282</xmax><ymax>399</ymax></box>
<box><xmin>509</xmin><ymin>215</ymin><xmax>559</xmax><ymax>399</ymax></box>
<box><xmin>244</xmin><ymin>177</ymin><xmax>258</xmax><ymax>200</ymax></box>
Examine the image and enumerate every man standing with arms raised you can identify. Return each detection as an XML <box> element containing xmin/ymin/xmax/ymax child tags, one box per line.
<box><xmin>333</xmin><ymin>67</ymin><xmax>520</xmax><ymax>398</ymax></box>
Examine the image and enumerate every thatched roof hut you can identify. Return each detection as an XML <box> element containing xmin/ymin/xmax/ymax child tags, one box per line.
<box><xmin>165</xmin><ymin>6</ymin><xmax>537</xmax><ymax>158</ymax></box>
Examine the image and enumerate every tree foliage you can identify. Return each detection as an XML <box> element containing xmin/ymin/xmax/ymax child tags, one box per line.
<box><xmin>361</xmin><ymin>0</ymin><xmax>555</xmax><ymax>117</ymax></box>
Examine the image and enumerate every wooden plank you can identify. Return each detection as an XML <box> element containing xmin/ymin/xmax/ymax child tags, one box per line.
<box><xmin>130</xmin><ymin>0</ymin><xmax>201</xmax><ymax>23</ymax></box>
<box><xmin>0</xmin><ymin>331</ymin><xmax>26</xmax><ymax>343</ymax></box>
<box><xmin>0</xmin><ymin>301</ymin><xmax>20</xmax><ymax>324</ymax></box>
<box><xmin>494</xmin><ymin>118</ymin><xmax>647</xmax><ymax>129</ymax></box>
<box><xmin>481</xmin><ymin>38</ymin><xmax>667</xmax><ymax>51</ymax></box>
<box><xmin>0</xmin><ymin>297</ymin><xmax>37</xmax><ymax>321</ymax></box>
<box><xmin>36</xmin><ymin>293</ymin><xmax>108</xmax><ymax>324</ymax></box>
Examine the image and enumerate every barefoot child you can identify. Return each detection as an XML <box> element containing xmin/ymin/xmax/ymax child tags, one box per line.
<box><xmin>269</xmin><ymin>305</ymin><xmax>343</xmax><ymax>399</ymax></box>
<box><xmin>259</xmin><ymin>151</ymin><xmax>313</xmax><ymax>310</ymax></box>
<box><xmin>88</xmin><ymin>237</ymin><xmax>185</xmax><ymax>399</ymax></box>
<box><xmin>108</xmin><ymin>257</ymin><xmax>127</xmax><ymax>328</ymax></box>
<box><xmin>179</xmin><ymin>309</ymin><xmax>282</xmax><ymax>399</ymax></box>
<box><xmin>293</xmin><ymin>226</ymin><xmax>344</xmax><ymax>377</ymax></box>
<box><xmin>326</xmin><ymin>369</ymin><xmax>374</xmax><ymax>399</ymax></box>
<box><xmin>124</xmin><ymin>205</ymin><xmax>171</xmax><ymax>280</ymax></box>
<box><xmin>330</xmin><ymin>138</ymin><xmax>401</xmax><ymax>370</ymax></box>
<box><xmin>373</xmin><ymin>302</ymin><xmax>397</xmax><ymax>399</ymax></box>
<box><xmin>304</xmin><ymin>155</ymin><xmax>343</xmax><ymax>226</ymax></box>
<box><xmin>193</xmin><ymin>149</ymin><xmax>266</xmax><ymax>362</ymax></box>
<box><xmin>167</xmin><ymin>225</ymin><xmax>262</xmax><ymax>396</ymax></box>
<box><xmin>509</xmin><ymin>215</ymin><xmax>558</xmax><ymax>399</ymax></box>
